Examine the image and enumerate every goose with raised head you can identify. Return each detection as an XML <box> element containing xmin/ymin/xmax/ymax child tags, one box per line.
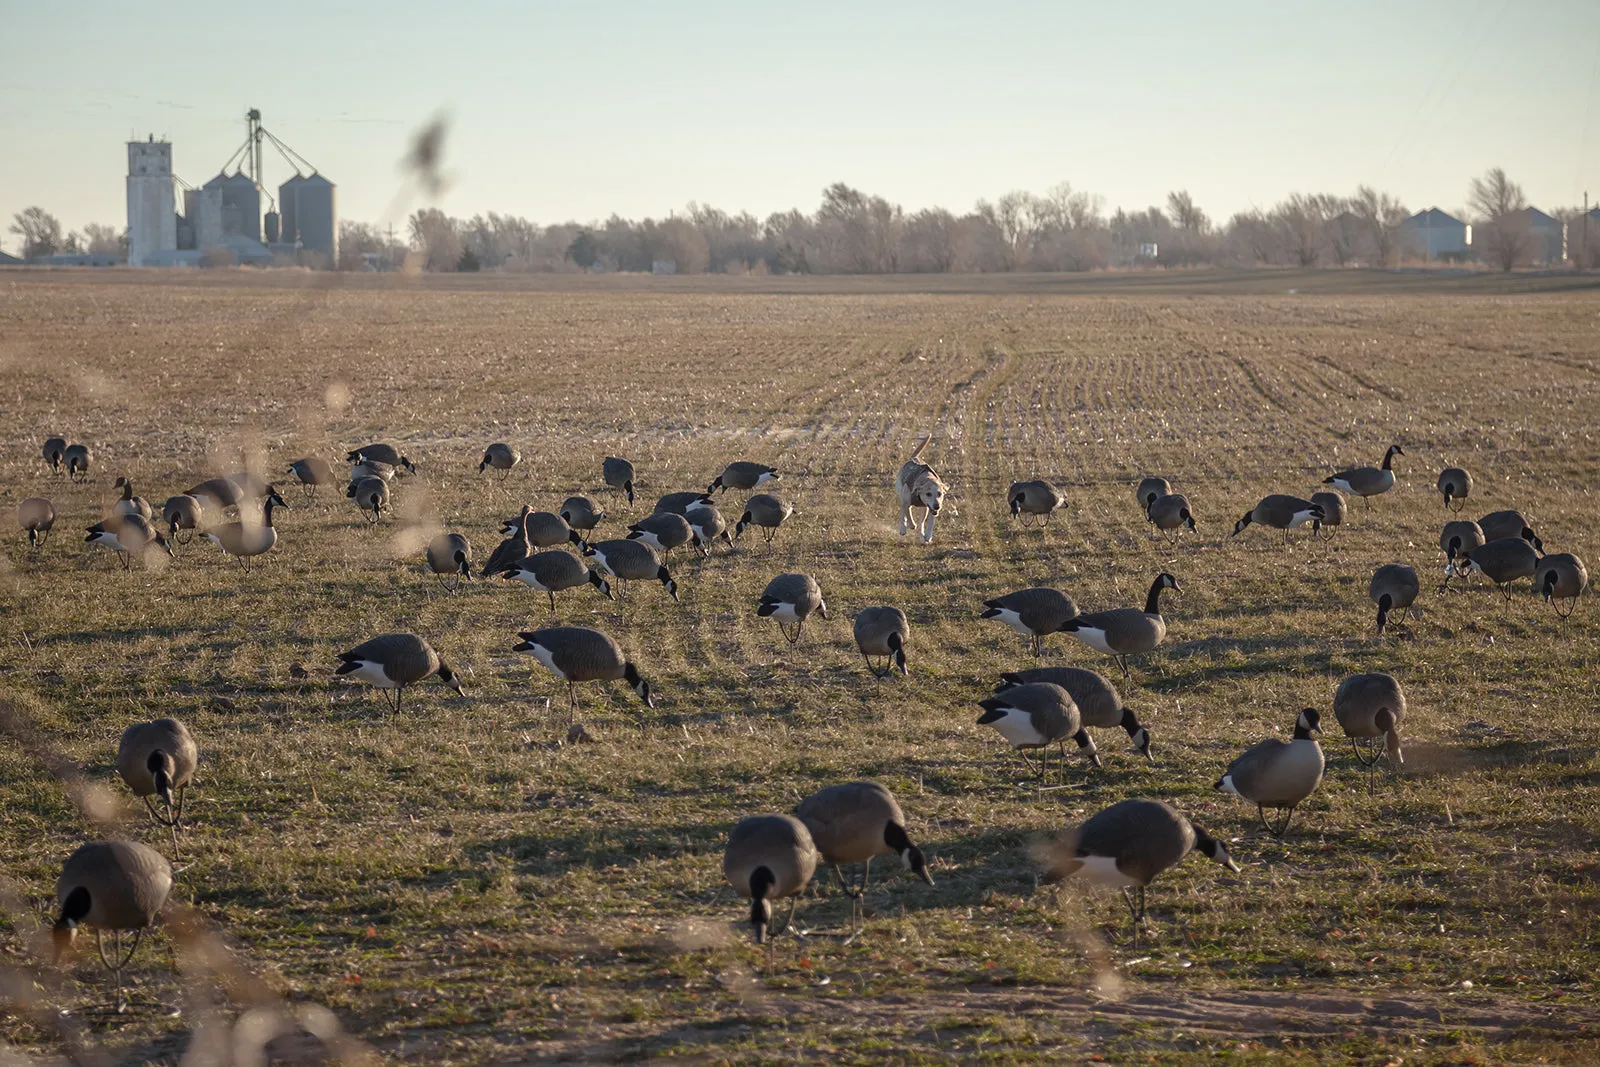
<box><xmin>483</xmin><ymin>505</ymin><xmax>534</xmax><ymax>578</ymax></box>
<box><xmin>207</xmin><ymin>488</ymin><xmax>287</xmax><ymax>564</ymax></box>
<box><xmin>979</xmin><ymin>587</ymin><xmax>1079</xmax><ymax>657</ymax></box>
<box><xmin>335</xmin><ymin>633</ymin><xmax>464</xmax><ymax>712</ymax></box>
<box><xmin>1324</xmin><ymin>444</ymin><xmax>1402</xmax><ymax>507</ymax></box>
<box><xmin>1060</xmin><ymin>573</ymin><xmax>1180</xmax><ymax>678</ymax></box>
<box><xmin>111</xmin><ymin>477</ymin><xmax>152</xmax><ymax>522</ymax></box>
<box><xmin>1216</xmin><ymin>708</ymin><xmax>1324</xmax><ymax>836</ymax></box>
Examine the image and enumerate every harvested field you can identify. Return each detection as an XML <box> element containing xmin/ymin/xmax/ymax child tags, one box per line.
<box><xmin>1</xmin><ymin>270</ymin><xmax>1598</xmax><ymax>1064</ymax></box>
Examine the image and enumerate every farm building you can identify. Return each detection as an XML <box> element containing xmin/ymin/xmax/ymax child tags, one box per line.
<box><xmin>1399</xmin><ymin>208</ymin><xmax>1469</xmax><ymax>260</ymax></box>
<box><xmin>0</xmin><ymin>250</ymin><xmax>23</xmax><ymax>266</ymax></box>
<box><xmin>1523</xmin><ymin>207</ymin><xmax>1565</xmax><ymax>265</ymax></box>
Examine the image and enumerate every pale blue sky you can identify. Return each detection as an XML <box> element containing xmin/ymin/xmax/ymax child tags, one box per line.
<box><xmin>3</xmin><ymin>0</ymin><xmax>1599</xmax><ymax>240</ymax></box>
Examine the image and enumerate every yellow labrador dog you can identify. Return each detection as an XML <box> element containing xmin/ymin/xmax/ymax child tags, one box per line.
<box><xmin>897</xmin><ymin>436</ymin><xmax>948</xmax><ymax>544</ymax></box>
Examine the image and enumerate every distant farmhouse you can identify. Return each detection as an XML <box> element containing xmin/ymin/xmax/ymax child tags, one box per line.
<box><xmin>1399</xmin><ymin>208</ymin><xmax>1469</xmax><ymax>261</ymax></box>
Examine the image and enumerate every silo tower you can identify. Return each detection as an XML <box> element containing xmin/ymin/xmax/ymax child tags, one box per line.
<box><xmin>126</xmin><ymin>136</ymin><xmax>177</xmax><ymax>266</ymax></box>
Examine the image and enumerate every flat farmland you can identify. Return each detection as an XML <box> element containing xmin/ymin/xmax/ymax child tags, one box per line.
<box><xmin>1</xmin><ymin>271</ymin><xmax>1599</xmax><ymax>1064</ymax></box>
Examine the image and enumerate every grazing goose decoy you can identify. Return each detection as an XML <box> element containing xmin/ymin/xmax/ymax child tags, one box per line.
<box><xmin>603</xmin><ymin>456</ymin><xmax>637</xmax><ymax>504</ymax></box>
<box><xmin>795</xmin><ymin>781</ymin><xmax>933</xmax><ymax>925</ymax></box>
<box><xmin>502</xmin><ymin>549</ymin><xmax>613</xmax><ymax>611</ymax></box>
<box><xmin>1535</xmin><ymin>552</ymin><xmax>1588</xmax><ymax>617</ymax></box>
<box><xmin>1036</xmin><ymin>799</ymin><xmax>1239</xmax><ymax>931</ymax></box>
<box><xmin>655</xmin><ymin>490</ymin><xmax>715</xmax><ymax>516</ymax></box>
<box><xmin>853</xmin><ymin>606</ymin><xmax>910</xmax><ymax>676</ymax></box>
<box><xmin>980</xmin><ymin>587</ymin><xmax>1079</xmax><ymax>657</ymax></box>
<box><xmin>1060</xmin><ymin>573</ymin><xmax>1180</xmax><ymax>678</ymax></box>
<box><xmin>483</xmin><ymin>505</ymin><xmax>535</xmax><ymax>577</ymax></box>
<box><xmin>627</xmin><ymin>511</ymin><xmax>694</xmax><ymax>558</ymax></box>
<box><xmin>710</xmin><ymin>460</ymin><xmax>779</xmax><ymax>494</ymax></box>
<box><xmin>1324</xmin><ymin>444</ymin><xmax>1402</xmax><ymax>507</ymax></box>
<box><xmin>54</xmin><ymin>840</ymin><xmax>172</xmax><ymax>1012</ymax></box>
<box><xmin>685</xmin><ymin>501</ymin><xmax>734</xmax><ymax>555</ymax></box>
<box><xmin>560</xmin><ymin>495</ymin><xmax>606</xmax><ymax>532</ymax></box>
<box><xmin>1310</xmin><ymin>490</ymin><xmax>1346</xmax><ymax>539</ymax></box>
<box><xmin>1439</xmin><ymin>519</ymin><xmax>1485</xmax><ymax>562</ymax></box>
<box><xmin>1135</xmin><ymin>476</ymin><xmax>1172</xmax><ymax>517</ymax></box>
<box><xmin>1369</xmin><ymin>563</ymin><xmax>1420</xmax><ymax>636</ymax></box>
<box><xmin>1232</xmin><ymin>495</ymin><xmax>1324</xmax><ymax>545</ymax></box>
<box><xmin>350</xmin><ymin>457</ymin><xmax>399</xmax><ymax>483</ymax></box>
<box><xmin>1008</xmin><ymin>479</ymin><xmax>1064</xmax><ymax>525</ymax></box>
<box><xmin>723</xmin><ymin>815</ymin><xmax>817</xmax><ymax>944</ymax></box>
<box><xmin>185</xmin><ymin>475</ymin><xmax>246</xmax><ymax>513</ymax></box>
<box><xmin>19</xmin><ymin>497</ymin><xmax>55</xmax><ymax>548</ymax></box>
<box><xmin>734</xmin><ymin>493</ymin><xmax>793</xmax><ymax>543</ymax></box>
<box><xmin>64</xmin><ymin>443</ymin><xmax>92</xmax><ymax>481</ymax></box>
<box><xmin>977</xmin><ymin>682</ymin><xmax>1100</xmax><ymax>777</ymax></box>
<box><xmin>995</xmin><ymin>666</ymin><xmax>1152</xmax><ymax>762</ymax></box>
<box><xmin>584</xmin><ymin>538</ymin><xmax>678</xmax><ymax>601</ymax></box>
<box><xmin>1478</xmin><ymin>509</ymin><xmax>1541</xmax><ymax>551</ymax></box>
<box><xmin>161</xmin><ymin>495</ymin><xmax>203</xmax><ymax>545</ymax></box>
<box><xmin>1147</xmin><ymin>493</ymin><xmax>1196</xmax><ymax>538</ymax></box>
<box><xmin>346</xmin><ymin>443</ymin><xmax>415</xmax><ymax>473</ymax></box>
<box><xmin>335</xmin><ymin>633</ymin><xmax>464</xmax><ymax>712</ymax></box>
<box><xmin>1437</xmin><ymin>467</ymin><xmax>1472</xmax><ymax>511</ymax></box>
<box><xmin>512</xmin><ymin>625</ymin><xmax>653</xmax><ymax>721</ymax></box>
<box><xmin>1216</xmin><ymin>708</ymin><xmax>1324</xmax><ymax>836</ymax></box>
<box><xmin>287</xmin><ymin>456</ymin><xmax>336</xmax><ymax>499</ymax></box>
<box><xmin>425</xmin><ymin>532</ymin><xmax>473</xmax><ymax>591</ymax></box>
<box><xmin>1333</xmin><ymin>672</ymin><xmax>1405</xmax><ymax>784</ymax></box>
<box><xmin>347</xmin><ymin>475</ymin><xmax>389</xmax><ymax>523</ymax></box>
<box><xmin>479</xmin><ymin>442</ymin><xmax>520</xmax><ymax>476</ymax></box>
<box><xmin>42</xmin><ymin>435</ymin><xmax>67</xmax><ymax>473</ymax></box>
<box><xmin>1450</xmin><ymin>538</ymin><xmax>1541</xmax><ymax>598</ymax></box>
<box><xmin>527</xmin><ymin>511</ymin><xmax>583</xmax><ymax>549</ymax></box>
<box><xmin>757</xmin><ymin>572</ymin><xmax>828</xmax><ymax>644</ymax></box>
<box><xmin>86</xmin><ymin>515</ymin><xmax>173</xmax><ymax>570</ymax></box>
<box><xmin>116</xmin><ymin>717</ymin><xmax>198</xmax><ymax>828</ymax></box>
<box><xmin>207</xmin><ymin>487</ymin><xmax>287</xmax><ymax>564</ymax></box>
<box><xmin>111</xmin><ymin>477</ymin><xmax>152</xmax><ymax>522</ymax></box>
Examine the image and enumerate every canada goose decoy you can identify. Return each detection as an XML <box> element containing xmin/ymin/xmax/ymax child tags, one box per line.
<box><xmin>603</xmin><ymin>457</ymin><xmax>637</xmax><ymax>504</ymax></box>
<box><xmin>1310</xmin><ymin>490</ymin><xmax>1346</xmax><ymax>539</ymax></box>
<box><xmin>977</xmin><ymin>682</ymin><xmax>1100</xmax><ymax>778</ymax></box>
<box><xmin>350</xmin><ymin>457</ymin><xmax>398</xmax><ymax>483</ymax></box>
<box><xmin>995</xmin><ymin>666</ymin><xmax>1153</xmax><ymax>762</ymax></box>
<box><xmin>1449</xmin><ymin>538</ymin><xmax>1542</xmax><ymax>598</ymax></box>
<box><xmin>1135</xmin><ymin>476</ymin><xmax>1172</xmax><ymax>517</ymax></box>
<box><xmin>1535</xmin><ymin>552</ymin><xmax>1588</xmax><ymax>618</ymax></box>
<box><xmin>654</xmin><ymin>490</ymin><xmax>715</xmax><ymax>516</ymax></box>
<box><xmin>19</xmin><ymin>497</ymin><xmax>55</xmax><ymax>548</ymax></box>
<box><xmin>1333</xmin><ymin>672</ymin><xmax>1405</xmax><ymax>787</ymax></box>
<box><xmin>1232</xmin><ymin>495</ymin><xmax>1324</xmax><ymax>545</ymax></box>
<box><xmin>479</xmin><ymin>442</ymin><xmax>520</xmax><ymax>476</ymax></box>
<box><xmin>1440</xmin><ymin>519</ymin><xmax>1485</xmax><ymax>563</ymax></box>
<box><xmin>161</xmin><ymin>495</ymin><xmax>203</xmax><ymax>545</ymax></box>
<box><xmin>335</xmin><ymin>633</ymin><xmax>465</xmax><ymax>713</ymax></box>
<box><xmin>207</xmin><ymin>487</ymin><xmax>287</xmax><ymax>565</ymax></box>
<box><xmin>502</xmin><ymin>550</ymin><xmax>614</xmax><ymax>611</ymax></box>
<box><xmin>1324</xmin><ymin>444</ymin><xmax>1403</xmax><ymax>507</ymax></box>
<box><xmin>1060</xmin><ymin>573</ymin><xmax>1179</xmax><ymax>679</ymax></box>
<box><xmin>426</xmin><ymin>532</ymin><xmax>472</xmax><ymax>591</ymax></box>
<box><xmin>757</xmin><ymin>572</ymin><xmax>828</xmax><ymax>644</ymax></box>
<box><xmin>1036</xmin><ymin>799</ymin><xmax>1239</xmax><ymax>932</ymax></box>
<box><xmin>483</xmin><ymin>505</ymin><xmax>535</xmax><ymax>577</ymax></box>
<box><xmin>347</xmin><ymin>475</ymin><xmax>389</xmax><ymax>523</ymax></box>
<box><xmin>346</xmin><ymin>443</ymin><xmax>415</xmax><ymax>473</ymax></box>
<box><xmin>1147</xmin><ymin>493</ymin><xmax>1196</xmax><ymax>539</ymax></box>
<box><xmin>724</xmin><ymin>815</ymin><xmax>817</xmax><ymax>944</ymax></box>
<box><xmin>795</xmin><ymin>781</ymin><xmax>933</xmax><ymax>927</ymax></box>
<box><xmin>1369</xmin><ymin>563</ymin><xmax>1420</xmax><ymax>636</ymax></box>
<box><xmin>1437</xmin><ymin>467</ymin><xmax>1472</xmax><ymax>511</ymax></box>
<box><xmin>64</xmin><ymin>443</ymin><xmax>91</xmax><ymax>481</ymax></box>
<box><xmin>685</xmin><ymin>501</ymin><xmax>735</xmax><ymax>555</ymax></box>
<box><xmin>54</xmin><ymin>840</ymin><xmax>172</xmax><ymax>1013</ymax></box>
<box><xmin>710</xmin><ymin>460</ymin><xmax>779</xmax><ymax>495</ymax></box>
<box><xmin>85</xmin><ymin>515</ymin><xmax>173</xmax><ymax>570</ymax></box>
<box><xmin>1216</xmin><ymin>708</ymin><xmax>1324</xmax><ymax>836</ymax></box>
<box><xmin>185</xmin><ymin>475</ymin><xmax>246</xmax><ymax>513</ymax></box>
<box><xmin>734</xmin><ymin>493</ymin><xmax>793</xmax><ymax>543</ymax></box>
<box><xmin>1478</xmin><ymin>509</ymin><xmax>1542</xmax><ymax>551</ymax></box>
<box><xmin>111</xmin><ymin>477</ymin><xmax>152</xmax><ymax>522</ymax></box>
<box><xmin>512</xmin><ymin>625</ymin><xmax>653</xmax><ymax>721</ymax></box>
<box><xmin>980</xmin><ymin>587</ymin><xmax>1079</xmax><ymax>657</ymax></box>
<box><xmin>584</xmin><ymin>538</ymin><xmax>678</xmax><ymax>601</ymax></box>
<box><xmin>117</xmin><ymin>717</ymin><xmax>198</xmax><ymax>829</ymax></box>
<box><xmin>527</xmin><ymin>511</ymin><xmax>582</xmax><ymax>549</ymax></box>
<box><xmin>287</xmin><ymin>456</ymin><xmax>336</xmax><ymax>500</ymax></box>
<box><xmin>43</xmin><ymin>435</ymin><xmax>67</xmax><ymax>474</ymax></box>
<box><xmin>853</xmin><ymin>606</ymin><xmax>909</xmax><ymax>676</ymax></box>
<box><xmin>1008</xmin><ymin>479</ymin><xmax>1064</xmax><ymax>526</ymax></box>
<box><xmin>627</xmin><ymin>511</ymin><xmax>694</xmax><ymax>559</ymax></box>
<box><xmin>560</xmin><ymin>495</ymin><xmax>606</xmax><ymax>532</ymax></box>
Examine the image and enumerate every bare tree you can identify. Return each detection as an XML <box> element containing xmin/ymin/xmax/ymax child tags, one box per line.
<box><xmin>82</xmin><ymin>222</ymin><xmax>123</xmax><ymax>257</ymax></box>
<box><xmin>816</xmin><ymin>183</ymin><xmax>902</xmax><ymax>272</ymax></box>
<box><xmin>407</xmin><ymin>208</ymin><xmax>462</xmax><ymax>271</ymax></box>
<box><xmin>1166</xmin><ymin>190</ymin><xmax>1209</xmax><ymax>233</ymax></box>
<box><xmin>1273</xmin><ymin>194</ymin><xmax>1339</xmax><ymax>267</ymax></box>
<box><xmin>1350</xmin><ymin>186</ymin><xmax>1408</xmax><ymax>267</ymax></box>
<box><xmin>902</xmin><ymin>208</ymin><xmax>962</xmax><ymax>272</ymax></box>
<box><xmin>9</xmin><ymin>206</ymin><xmax>62</xmax><ymax>260</ymax></box>
<box><xmin>1468</xmin><ymin>168</ymin><xmax>1530</xmax><ymax>271</ymax></box>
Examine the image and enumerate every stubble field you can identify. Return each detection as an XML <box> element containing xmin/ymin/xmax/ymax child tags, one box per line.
<box><xmin>1</xmin><ymin>269</ymin><xmax>1598</xmax><ymax>1064</ymax></box>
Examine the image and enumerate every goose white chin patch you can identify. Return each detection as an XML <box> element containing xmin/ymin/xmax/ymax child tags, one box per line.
<box><xmin>1075</xmin><ymin>854</ymin><xmax>1137</xmax><ymax>888</ymax></box>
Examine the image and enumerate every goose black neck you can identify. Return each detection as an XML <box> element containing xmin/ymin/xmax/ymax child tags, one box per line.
<box><xmin>883</xmin><ymin>821</ymin><xmax>912</xmax><ymax>853</ymax></box>
<box><xmin>1382</xmin><ymin>450</ymin><xmax>1395</xmax><ymax>470</ymax></box>
<box><xmin>57</xmin><ymin>885</ymin><xmax>91</xmax><ymax>925</ymax></box>
<box><xmin>1144</xmin><ymin>577</ymin><xmax>1167</xmax><ymax>615</ymax></box>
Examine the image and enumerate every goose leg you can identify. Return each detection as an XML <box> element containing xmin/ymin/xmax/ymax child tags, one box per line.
<box><xmin>548</xmin><ymin>590</ymin><xmax>556</xmax><ymax>614</ymax></box>
<box><xmin>568</xmin><ymin>681</ymin><xmax>578</xmax><ymax>724</ymax></box>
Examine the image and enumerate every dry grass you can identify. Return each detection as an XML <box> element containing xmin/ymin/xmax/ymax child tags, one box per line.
<box><xmin>1</xmin><ymin>270</ymin><xmax>1598</xmax><ymax>1064</ymax></box>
